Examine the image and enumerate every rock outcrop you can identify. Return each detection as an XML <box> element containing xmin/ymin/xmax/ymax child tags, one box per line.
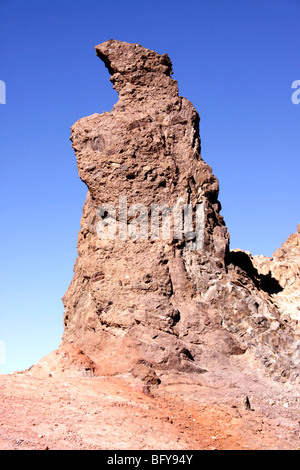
<box><xmin>252</xmin><ymin>225</ymin><xmax>300</xmax><ymax>325</ymax></box>
<box><xmin>52</xmin><ymin>40</ymin><xmax>299</xmax><ymax>384</ymax></box>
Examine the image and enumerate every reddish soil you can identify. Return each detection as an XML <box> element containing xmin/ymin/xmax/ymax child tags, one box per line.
<box><xmin>0</xmin><ymin>368</ymin><xmax>299</xmax><ymax>450</ymax></box>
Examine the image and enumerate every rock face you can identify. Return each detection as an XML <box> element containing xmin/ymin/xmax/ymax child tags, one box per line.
<box><xmin>59</xmin><ymin>40</ymin><xmax>299</xmax><ymax>384</ymax></box>
<box><xmin>252</xmin><ymin>224</ymin><xmax>300</xmax><ymax>325</ymax></box>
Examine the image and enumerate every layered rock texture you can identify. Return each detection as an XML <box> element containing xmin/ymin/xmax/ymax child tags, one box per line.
<box><xmin>55</xmin><ymin>40</ymin><xmax>299</xmax><ymax>384</ymax></box>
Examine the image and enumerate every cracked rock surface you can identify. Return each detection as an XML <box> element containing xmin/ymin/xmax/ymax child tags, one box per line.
<box><xmin>33</xmin><ymin>40</ymin><xmax>299</xmax><ymax>387</ymax></box>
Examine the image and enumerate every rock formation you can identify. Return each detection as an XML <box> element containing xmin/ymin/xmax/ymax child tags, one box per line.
<box><xmin>41</xmin><ymin>40</ymin><xmax>299</xmax><ymax>384</ymax></box>
<box><xmin>252</xmin><ymin>225</ymin><xmax>300</xmax><ymax>325</ymax></box>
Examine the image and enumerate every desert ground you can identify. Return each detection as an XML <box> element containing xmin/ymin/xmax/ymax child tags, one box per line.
<box><xmin>0</xmin><ymin>360</ymin><xmax>299</xmax><ymax>450</ymax></box>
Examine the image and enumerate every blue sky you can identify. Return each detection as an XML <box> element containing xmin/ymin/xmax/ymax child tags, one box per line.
<box><xmin>0</xmin><ymin>0</ymin><xmax>299</xmax><ymax>374</ymax></box>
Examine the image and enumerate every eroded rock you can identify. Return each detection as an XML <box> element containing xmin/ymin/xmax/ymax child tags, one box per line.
<box><xmin>53</xmin><ymin>40</ymin><xmax>299</xmax><ymax>384</ymax></box>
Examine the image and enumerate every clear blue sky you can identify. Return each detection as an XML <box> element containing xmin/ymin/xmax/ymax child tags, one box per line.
<box><xmin>0</xmin><ymin>0</ymin><xmax>299</xmax><ymax>374</ymax></box>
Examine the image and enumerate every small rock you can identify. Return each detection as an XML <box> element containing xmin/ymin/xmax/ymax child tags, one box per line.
<box><xmin>242</xmin><ymin>396</ymin><xmax>251</xmax><ymax>411</ymax></box>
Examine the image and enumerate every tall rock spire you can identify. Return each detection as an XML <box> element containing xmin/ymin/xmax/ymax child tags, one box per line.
<box><xmin>59</xmin><ymin>41</ymin><xmax>299</xmax><ymax>384</ymax></box>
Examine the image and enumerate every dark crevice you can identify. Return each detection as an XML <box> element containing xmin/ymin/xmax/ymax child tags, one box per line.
<box><xmin>226</xmin><ymin>250</ymin><xmax>283</xmax><ymax>295</ymax></box>
<box><xmin>180</xmin><ymin>348</ymin><xmax>195</xmax><ymax>362</ymax></box>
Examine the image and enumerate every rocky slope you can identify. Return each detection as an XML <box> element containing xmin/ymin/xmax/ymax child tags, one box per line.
<box><xmin>31</xmin><ymin>40</ymin><xmax>299</xmax><ymax>387</ymax></box>
<box><xmin>1</xmin><ymin>368</ymin><xmax>300</xmax><ymax>450</ymax></box>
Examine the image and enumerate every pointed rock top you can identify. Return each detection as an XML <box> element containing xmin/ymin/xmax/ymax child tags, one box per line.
<box><xmin>95</xmin><ymin>40</ymin><xmax>176</xmax><ymax>95</ymax></box>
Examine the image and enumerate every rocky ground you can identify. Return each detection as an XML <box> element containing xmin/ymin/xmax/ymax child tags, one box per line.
<box><xmin>0</xmin><ymin>356</ymin><xmax>299</xmax><ymax>451</ymax></box>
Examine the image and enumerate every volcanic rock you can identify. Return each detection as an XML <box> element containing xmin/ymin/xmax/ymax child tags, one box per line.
<box><xmin>252</xmin><ymin>224</ymin><xmax>300</xmax><ymax>325</ymax></box>
<box><xmin>40</xmin><ymin>40</ymin><xmax>299</xmax><ymax>384</ymax></box>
